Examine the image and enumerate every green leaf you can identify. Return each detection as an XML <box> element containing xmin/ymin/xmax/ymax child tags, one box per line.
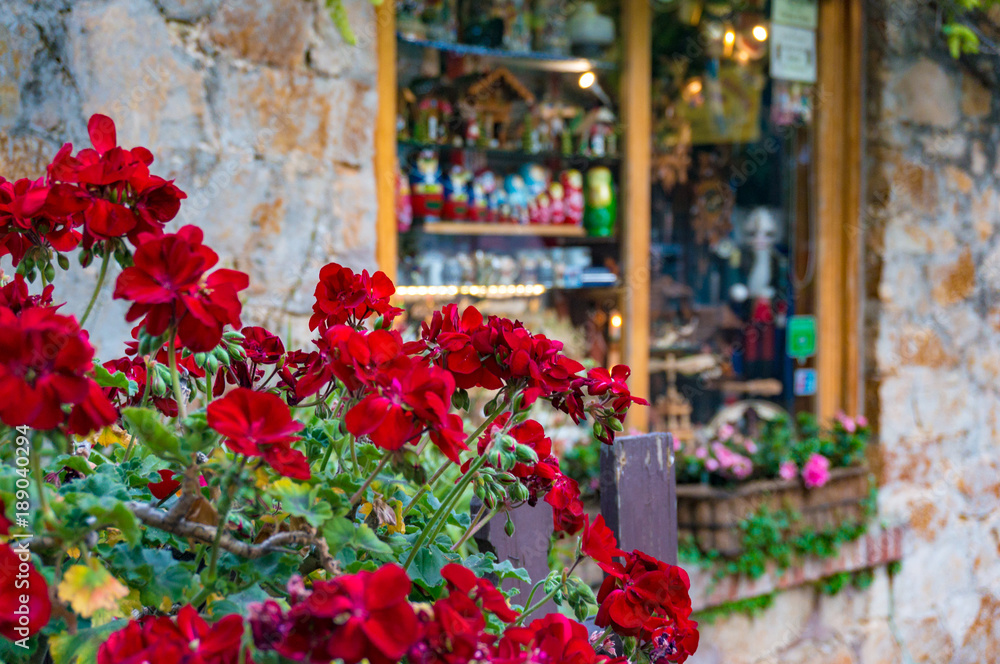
<box><xmin>48</xmin><ymin>621</ymin><xmax>119</xmax><ymax>664</ymax></box>
<box><xmin>86</xmin><ymin>500</ymin><xmax>141</xmax><ymax>547</ymax></box>
<box><xmin>48</xmin><ymin>454</ymin><xmax>95</xmax><ymax>476</ymax></box>
<box><xmin>63</xmin><ymin>464</ymin><xmax>131</xmax><ymax>502</ymax></box>
<box><xmin>407</xmin><ymin>545</ymin><xmax>458</xmax><ymax>593</ymax></box>
<box><xmin>122</xmin><ymin>407</ymin><xmax>183</xmax><ymax>463</ymax></box>
<box><xmin>207</xmin><ymin>584</ymin><xmax>273</xmax><ymax>617</ymax></box>
<box><xmin>92</xmin><ymin>361</ymin><xmax>131</xmax><ymax>391</ymax></box>
<box><xmin>268</xmin><ymin>479</ymin><xmax>335</xmax><ymax>528</ymax></box>
<box><xmin>323</xmin><ymin>518</ymin><xmax>393</xmax><ymax>558</ymax></box>
<box><xmin>462</xmin><ymin>553</ymin><xmax>532</xmax><ymax>585</ymax></box>
<box><xmin>105</xmin><ymin>545</ymin><xmax>197</xmax><ymax>607</ymax></box>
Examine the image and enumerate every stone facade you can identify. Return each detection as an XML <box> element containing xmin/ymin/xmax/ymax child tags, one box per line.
<box><xmin>690</xmin><ymin>3</ymin><xmax>1000</xmax><ymax>663</ymax></box>
<box><xmin>0</xmin><ymin>0</ymin><xmax>380</xmax><ymax>353</ymax></box>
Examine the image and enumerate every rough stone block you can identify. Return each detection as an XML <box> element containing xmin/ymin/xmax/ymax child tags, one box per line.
<box><xmin>154</xmin><ymin>0</ymin><xmax>220</xmax><ymax>22</ymax></box>
<box><xmin>207</xmin><ymin>0</ymin><xmax>312</xmax><ymax>68</ymax></box>
<box><xmin>890</xmin><ymin>58</ymin><xmax>959</xmax><ymax>128</ymax></box>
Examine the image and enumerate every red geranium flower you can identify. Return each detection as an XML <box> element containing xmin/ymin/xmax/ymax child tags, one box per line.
<box><xmin>296</xmin><ymin>325</ymin><xmax>408</xmax><ymax>397</ymax></box>
<box><xmin>582</xmin><ymin>365</ymin><xmax>649</xmax><ymax>444</ymax></box>
<box><xmin>148</xmin><ymin>469</ymin><xmax>181</xmax><ymax>500</ymax></box>
<box><xmin>441</xmin><ymin>563</ymin><xmax>519</xmax><ymax>622</ymax></box>
<box><xmin>544</xmin><ymin>474</ymin><xmax>586</xmax><ymax>535</ymax></box>
<box><xmin>496</xmin><ymin>613</ymin><xmax>618</xmax><ymax>664</ymax></box>
<box><xmin>98</xmin><ymin>605</ymin><xmax>250</xmax><ymax>664</ymax></box>
<box><xmin>344</xmin><ymin>357</ymin><xmax>467</xmax><ymax>463</ymax></box>
<box><xmin>207</xmin><ymin>388</ymin><xmax>309</xmax><ymax>480</ymax></box>
<box><xmin>0</xmin><ymin>305</ymin><xmax>116</xmax><ymax>435</ymax></box>
<box><xmin>0</xmin><ymin>273</ymin><xmax>54</xmax><ymax>314</ymax></box>
<box><xmin>643</xmin><ymin>614</ymin><xmax>700</xmax><ymax>664</ymax></box>
<box><xmin>47</xmin><ymin>114</ymin><xmax>185</xmax><ymax>245</ymax></box>
<box><xmin>0</xmin><ymin>177</ymin><xmax>81</xmax><ymax>265</ymax></box>
<box><xmin>410</xmin><ymin>592</ymin><xmax>490</xmax><ymax>664</ymax></box>
<box><xmin>309</xmin><ymin>262</ymin><xmax>402</xmax><ymax>332</ymax></box>
<box><xmin>469</xmin><ymin>415</ymin><xmax>560</xmax><ymax>502</ymax></box>
<box><xmin>582</xmin><ymin>514</ymin><xmax>623</xmax><ymax>566</ymax></box>
<box><xmin>249</xmin><ymin>566</ymin><xmax>419</xmax><ymax>664</ymax></box>
<box><xmin>595</xmin><ymin>550</ymin><xmax>693</xmax><ymax>638</ymax></box>
<box><xmin>0</xmin><ymin>543</ymin><xmax>52</xmax><ymax>641</ymax></box>
<box><xmin>241</xmin><ymin>326</ymin><xmax>285</xmax><ymax>365</ymax></box>
<box><xmin>113</xmin><ymin>225</ymin><xmax>248</xmax><ymax>352</ymax></box>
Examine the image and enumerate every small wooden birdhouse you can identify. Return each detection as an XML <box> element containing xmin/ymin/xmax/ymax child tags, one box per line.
<box><xmin>465</xmin><ymin>67</ymin><xmax>536</xmax><ymax>148</ymax></box>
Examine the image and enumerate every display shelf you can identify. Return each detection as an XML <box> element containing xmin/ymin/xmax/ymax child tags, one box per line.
<box><xmin>394</xmin><ymin>281</ymin><xmax>618</xmax><ymax>301</ymax></box>
<box><xmin>419</xmin><ymin>221</ymin><xmax>587</xmax><ymax>237</ymax></box>
<box><xmin>397</xmin><ymin>33</ymin><xmax>617</xmax><ymax>73</ymax></box>
<box><xmin>397</xmin><ymin>140</ymin><xmax>621</xmax><ymax>167</ymax></box>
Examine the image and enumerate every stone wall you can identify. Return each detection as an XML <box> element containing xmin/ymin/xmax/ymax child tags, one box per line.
<box><xmin>0</xmin><ymin>0</ymin><xmax>380</xmax><ymax>353</ymax></box>
<box><xmin>689</xmin><ymin>2</ymin><xmax>1000</xmax><ymax>663</ymax></box>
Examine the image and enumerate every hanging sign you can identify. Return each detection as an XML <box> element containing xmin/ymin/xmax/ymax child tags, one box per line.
<box><xmin>787</xmin><ymin>315</ymin><xmax>817</xmax><ymax>360</ymax></box>
<box><xmin>793</xmin><ymin>368</ymin><xmax>817</xmax><ymax>396</ymax></box>
<box><xmin>772</xmin><ymin>0</ymin><xmax>819</xmax><ymax>30</ymax></box>
<box><xmin>769</xmin><ymin>24</ymin><xmax>817</xmax><ymax>83</ymax></box>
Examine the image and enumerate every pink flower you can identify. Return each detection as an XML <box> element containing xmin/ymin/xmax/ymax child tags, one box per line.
<box><xmin>694</xmin><ymin>447</ymin><xmax>707</xmax><ymax>460</ymax></box>
<box><xmin>857</xmin><ymin>415</ymin><xmax>868</xmax><ymax>428</ymax></box>
<box><xmin>743</xmin><ymin>439</ymin><xmax>758</xmax><ymax>454</ymax></box>
<box><xmin>779</xmin><ymin>461</ymin><xmax>797</xmax><ymax>481</ymax></box>
<box><xmin>717</xmin><ymin>424</ymin><xmax>735</xmax><ymax>440</ymax></box>
<box><xmin>730</xmin><ymin>455</ymin><xmax>753</xmax><ymax>480</ymax></box>
<box><xmin>705</xmin><ymin>459</ymin><xmax>719</xmax><ymax>471</ymax></box>
<box><xmin>802</xmin><ymin>454</ymin><xmax>831</xmax><ymax>488</ymax></box>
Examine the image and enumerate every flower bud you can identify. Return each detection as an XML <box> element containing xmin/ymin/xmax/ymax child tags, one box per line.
<box><xmin>607</xmin><ymin>417</ymin><xmax>624</xmax><ymax>433</ymax></box>
<box><xmin>514</xmin><ymin>444</ymin><xmax>538</xmax><ymax>464</ymax></box>
<box><xmin>496</xmin><ymin>472</ymin><xmax>518</xmax><ymax>485</ymax></box>
<box><xmin>510</xmin><ymin>482</ymin><xmax>530</xmax><ymax>502</ymax></box>
<box><xmin>504</xmin><ymin>515</ymin><xmax>515</xmax><ymax>537</ymax></box>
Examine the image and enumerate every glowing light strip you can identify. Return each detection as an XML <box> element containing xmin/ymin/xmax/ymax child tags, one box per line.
<box><xmin>395</xmin><ymin>284</ymin><xmax>548</xmax><ymax>298</ymax></box>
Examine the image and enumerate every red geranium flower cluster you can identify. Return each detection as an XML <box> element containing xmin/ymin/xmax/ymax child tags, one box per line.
<box><xmin>113</xmin><ymin>225</ymin><xmax>248</xmax><ymax>352</ymax></box>
<box><xmin>0</xmin><ymin>542</ymin><xmax>52</xmax><ymax>641</ymax></box>
<box><xmin>309</xmin><ymin>262</ymin><xmax>402</xmax><ymax>331</ymax></box>
<box><xmin>409</xmin><ymin>565</ymin><xmax>515</xmax><ymax>664</ymax></box>
<box><xmin>595</xmin><ymin>551</ymin><xmax>697</xmax><ymax>662</ymax></box>
<box><xmin>207</xmin><ymin>388</ymin><xmax>309</xmax><ymax>480</ymax></box>
<box><xmin>0</xmin><ymin>304</ymin><xmax>116</xmax><ymax>435</ymax></box>
<box><xmin>582</xmin><ymin>365</ymin><xmax>649</xmax><ymax>444</ymax></box>
<box><xmin>47</xmin><ymin>114</ymin><xmax>185</xmax><ymax>245</ymax></box>
<box><xmin>98</xmin><ymin>605</ymin><xmax>250</xmax><ymax>664</ymax></box>
<box><xmin>495</xmin><ymin>613</ymin><xmax>622</xmax><ymax>664</ymax></box>
<box><xmin>581</xmin><ymin>514</ymin><xmax>624</xmax><ymax>566</ymax></box>
<box><xmin>249</xmin><ymin>565</ymin><xmax>418</xmax><ymax>664</ymax></box>
<box><xmin>295</xmin><ymin>325</ymin><xmax>408</xmax><ymax>397</ymax></box>
<box><xmin>441</xmin><ymin>563</ymin><xmax>520</xmax><ymax>622</ymax></box>
<box><xmin>101</xmin><ymin>355</ymin><xmax>178</xmax><ymax>417</ymax></box>
<box><xmin>0</xmin><ymin>176</ymin><xmax>80</xmax><ymax>265</ymax></box>
<box><xmin>343</xmin><ymin>354</ymin><xmax>468</xmax><ymax>463</ymax></box>
<box><xmin>416</xmin><ymin>305</ymin><xmax>585</xmax><ymax>403</ymax></box>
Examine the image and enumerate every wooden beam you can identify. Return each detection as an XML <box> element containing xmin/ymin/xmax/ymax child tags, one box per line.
<box><xmin>621</xmin><ymin>0</ymin><xmax>652</xmax><ymax>431</ymax></box>
<box><xmin>816</xmin><ymin>0</ymin><xmax>863</xmax><ymax>421</ymax></box>
<box><xmin>374</xmin><ymin>0</ymin><xmax>398</xmax><ymax>281</ymax></box>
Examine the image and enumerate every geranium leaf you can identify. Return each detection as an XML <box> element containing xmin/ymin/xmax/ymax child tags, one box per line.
<box><xmin>122</xmin><ymin>407</ymin><xmax>184</xmax><ymax>463</ymax></box>
<box><xmin>268</xmin><ymin>479</ymin><xmax>334</xmax><ymax>528</ymax></box>
<box><xmin>91</xmin><ymin>361</ymin><xmax>131</xmax><ymax>391</ymax></box>
<box><xmin>48</xmin><ymin>621</ymin><xmax>119</xmax><ymax>664</ymax></box>
<box><xmin>57</xmin><ymin>561</ymin><xmax>129</xmax><ymax>618</ymax></box>
<box><xmin>323</xmin><ymin>518</ymin><xmax>393</xmax><ymax>558</ymax></box>
<box><xmin>407</xmin><ymin>545</ymin><xmax>459</xmax><ymax>593</ymax></box>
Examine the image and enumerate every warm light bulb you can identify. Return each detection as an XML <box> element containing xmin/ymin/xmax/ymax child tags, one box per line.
<box><xmin>686</xmin><ymin>78</ymin><xmax>703</xmax><ymax>95</ymax></box>
<box><xmin>752</xmin><ymin>25</ymin><xmax>768</xmax><ymax>41</ymax></box>
<box><xmin>724</xmin><ymin>30</ymin><xmax>735</xmax><ymax>46</ymax></box>
<box><xmin>579</xmin><ymin>71</ymin><xmax>596</xmax><ymax>89</ymax></box>
<box><xmin>611</xmin><ymin>314</ymin><xmax>623</xmax><ymax>328</ymax></box>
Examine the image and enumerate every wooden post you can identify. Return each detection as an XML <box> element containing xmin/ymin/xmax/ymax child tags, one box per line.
<box><xmin>374</xmin><ymin>0</ymin><xmax>397</xmax><ymax>280</ymax></box>
<box><xmin>599</xmin><ymin>432</ymin><xmax>678</xmax><ymax>565</ymax></box>
<box><xmin>473</xmin><ymin>500</ymin><xmax>557</xmax><ymax>619</ymax></box>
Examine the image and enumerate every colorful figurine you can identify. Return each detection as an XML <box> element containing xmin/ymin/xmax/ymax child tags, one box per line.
<box><xmin>583</xmin><ymin>166</ymin><xmax>616</xmax><ymax>237</ymax></box>
<box><xmin>396</xmin><ymin>166</ymin><xmax>412</xmax><ymax>232</ymax></box>
<box><xmin>443</xmin><ymin>165</ymin><xmax>471</xmax><ymax>220</ymax></box>
<box><xmin>561</xmin><ymin>169</ymin><xmax>584</xmax><ymax>226</ymax></box>
<box><xmin>468</xmin><ymin>174</ymin><xmax>488</xmax><ymax>221</ymax></box>
<box><xmin>520</xmin><ymin>164</ymin><xmax>549</xmax><ymax>199</ymax></box>
<box><xmin>504</xmin><ymin>174</ymin><xmax>530</xmax><ymax>225</ymax></box>
<box><xmin>536</xmin><ymin>191</ymin><xmax>552</xmax><ymax>224</ymax></box>
<box><xmin>548</xmin><ymin>181</ymin><xmax>565</xmax><ymax>225</ymax></box>
<box><xmin>410</xmin><ymin>149</ymin><xmax>444</xmax><ymax>222</ymax></box>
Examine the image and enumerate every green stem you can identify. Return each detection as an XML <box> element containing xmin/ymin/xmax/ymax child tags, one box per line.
<box><xmin>349</xmin><ymin>433</ymin><xmax>359</xmax><ymax>469</ymax></box>
<box><xmin>206</xmin><ymin>458</ymin><xmax>247</xmax><ymax>585</ymax></box>
<box><xmin>122</xmin><ymin>434</ymin><xmax>137</xmax><ymax>462</ymax></box>
<box><xmin>205</xmin><ymin>369</ymin><xmax>213</xmax><ymax>403</ymax></box>
<box><xmin>401</xmin><ymin>459</ymin><xmax>450</xmax><ymax>517</ymax></box>
<box><xmin>452</xmin><ymin>503</ymin><xmax>488</xmax><ymax>551</ymax></box>
<box><xmin>517</xmin><ymin>585</ymin><xmax>562</xmax><ymax>623</ymax></box>
<box><xmin>452</xmin><ymin>504</ymin><xmax>500</xmax><ymax>551</ymax></box>
<box><xmin>403</xmin><ymin>452</ymin><xmax>490</xmax><ymax>570</ymax></box>
<box><xmin>30</xmin><ymin>442</ymin><xmax>49</xmax><ymax>516</ymax></box>
<box><xmin>402</xmin><ymin>407</ymin><xmax>506</xmax><ymax>519</ymax></box>
<box><xmin>519</xmin><ymin>579</ymin><xmax>547</xmax><ymax>616</ymax></box>
<box><xmin>80</xmin><ymin>250</ymin><xmax>111</xmax><ymax>327</ymax></box>
<box><xmin>167</xmin><ymin>330</ymin><xmax>187</xmax><ymax>420</ymax></box>
<box><xmin>350</xmin><ymin>454</ymin><xmax>391</xmax><ymax>506</ymax></box>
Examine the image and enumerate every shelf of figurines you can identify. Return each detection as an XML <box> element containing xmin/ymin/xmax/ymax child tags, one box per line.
<box><xmin>398</xmin><ymin>140</ymin><xmax>621</xmax><ymax>168</ymax></box>
<box><xmin>397</xmin><ymin>33</ymin><xmax>617</xmax><ymax>73</ymax></box>
<box><xmin>420</xmin><ymin>221</ymin><xmax>587</xmax><ymax>237</ymax></box>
